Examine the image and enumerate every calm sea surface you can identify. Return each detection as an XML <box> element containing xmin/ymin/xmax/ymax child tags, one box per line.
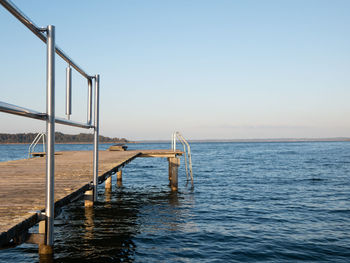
<box><xmin>1</xmin><ymin>142</ymin><xmax>350</xmax><ymax>262</ymax></box>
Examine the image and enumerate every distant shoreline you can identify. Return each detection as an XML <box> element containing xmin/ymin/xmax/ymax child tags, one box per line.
<box><xmin>0</xmin><ymin>132</ymin><xmax>129</xmax><ymax>144</ymax></box>
<box><xmin>1</xmin><ymin>138</ymin><xmax>350</xmax><ymax>145</ymax></box>
<box><xmin>135</xmin><ymin>138</ymin><xmax>350</xmax><ymax>143</ymax></box>
<box><xmin>0</xmin><ymin>142</ymin><xmax>122</xmax><ymax>145</ymax></box>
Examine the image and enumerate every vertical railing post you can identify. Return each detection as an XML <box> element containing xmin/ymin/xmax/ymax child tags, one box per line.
<box><xmin>87</xmin><ymin>78</ymin><xmax>93</xmax><ymax>125</ymax></box>
<box><xmin>93</xmin><ymin>74</ymin><xmax>100</xmax><ymax>202</ymax></box>
<box><xmin>65</xmin><ymin>65</ymin><xmax>72</xmax><ymax>120</ymax></box>
<box><xmin>171</xmin><ymin>133</ymin><xmax>173</xmax><ymax>150</ymax></box>
<box><xmin>41</xmin><ymin>24</ymin><xmax>55</xmax><ymax>255</ymax></box>
<box><xmin>172</xmin><ymin>132</ymin><xmax>176</xmax><ymax>151</ymax></box>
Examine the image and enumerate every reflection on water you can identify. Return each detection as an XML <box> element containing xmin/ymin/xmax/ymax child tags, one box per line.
<box><xmin>104</xmin><ymin>180</ymin><xmax>112</xmax><ymax>205</ymax></box>
<box><xmin>39</xmin><ymin>253</ymin><xmax>54</xmax><ymax>263</ymax></box>
<box><xmin>116</xmin><ymin>180</ymin><xmax>123</xmax><ymax>188</ymax></box>
<box><xmin>51</xmin><ymin>182</ymin><xmax>193</xmax><ymax>263</ymax></box>
<box><xmin>83</xmin><ymin>207</ymin><xmax>94</xmax><ymax>244</ymax></box>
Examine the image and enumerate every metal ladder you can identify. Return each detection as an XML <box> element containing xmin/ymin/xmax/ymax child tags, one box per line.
<box><xmin>172</xmin><ymin>131</ymin><xmax>194</xmax><ymax>188</ymax></box>
<box><xmin>28</xmin><ymin>132</ymin><xmax>46</xmax><ymax>158</ymax></box>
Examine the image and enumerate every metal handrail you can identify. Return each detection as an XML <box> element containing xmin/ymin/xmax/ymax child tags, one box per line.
<box><xmin>0</xmin><ymin>101</ymin><xmax>93</xmax><ymax>129</ymax></box>
<box><xmin>0</xmin><ymin>101</ymin><xmax>47</xmax><ymax>120</ymax></box>
<box><xmin>0</xmin><ymin>0</ymin><xmax>100</xmax><ymax>249</ymax></box>
<box><xmin>0</xmin><ymin>0</ymin><xmax>92</xmax><ymax>80</ymax></box>
<box><xmin>28</xmin><ymin>132</ymin><xmax>46</xmax><ymax>158</ymax></box>
<box><xmin>0</xmin><ymin>0</ymin><xmax>94</xmax><ymax>126</ymax></box>
<box><xmin>175</xmin><ymin>136</ymin><xmax>189</xmax><ymax>181</ymax></box>
<box><xmin>172</xmin><ymin>132</ymin><xmax>194</xmax><ymax>188</ymax></box>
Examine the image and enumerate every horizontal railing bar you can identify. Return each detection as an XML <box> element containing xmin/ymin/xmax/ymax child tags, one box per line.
<box><xmin>0</xmin><ymin>101</ymin><xmax>47</xmax><ymax>121</ymax></box>
<box><xmin>56</xmin><ymin>49</ymin><xmax>92</xmax><ymax>80</ymax></box>
<box><xmin>0</xmin><ymin>101</ymin><xmax>93</xmax><ymax>129</ymax></box>
<box><xmin>0</xmin><ymin>0</ymin><xmax>93</xmax><ymax>80</ymax></box>
<box><xmin>55</xmin><ymin>117</ymin><xmax>93</xmax><ymax>129</ymax></box>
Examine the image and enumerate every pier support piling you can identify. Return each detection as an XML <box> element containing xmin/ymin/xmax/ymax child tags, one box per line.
<box><xmin>39</xmin><ymin>244</ymin><xmax>53</xmax><ymax>256</ymax></box>
<box><xmin>168</xmin><ymin>158</ymin><xmax>172</xmax><ymax>184</ymax></box>
<box><xmin>168</xmin><ymin>157</ymin><xmax>180</xmax><ymax>191</ymax></box>
<box><xmin>84</xmin><ymin>189</ymin><xmax>94</xmax><ymax>207</ymax></box>
<box><xmin>105</xmin><ymin>175</ymin><xmax>112</xmax><ymax>190</ymax></box>
<box><xmin>105</xmin><ymin>176</ymin><xmax>112</xmax><ymax>202</ymax></box>
<box><xmin>38</xmin><ymin>218</ymin><xmax>53</xmax><ymax>255</ymax></box>
<box><xmin>117</xmin><ymin>170</ymin><xmax>122</xmax><ymax>187</ymax></box>
<box><xmin>39</xmin><ymin>220</ymin><xmax>45</xmax><ymax>234</ymax></box>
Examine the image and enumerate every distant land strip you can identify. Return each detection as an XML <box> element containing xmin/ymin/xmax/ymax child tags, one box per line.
<box><xmin>0</xmin><ymin>132</ymin><xmax>128</xmax><ymax>144</ymax></box>
<box><xmin>136</xmin><ymin>138</ymin><xmax>350</xmax><ymax>143</ymax></box>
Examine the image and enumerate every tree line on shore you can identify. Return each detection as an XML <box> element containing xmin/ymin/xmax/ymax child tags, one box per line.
<box><xmin>0</xmin><ymin>132</ymin><xmax>128</xmax><ymax>143</ymax></box>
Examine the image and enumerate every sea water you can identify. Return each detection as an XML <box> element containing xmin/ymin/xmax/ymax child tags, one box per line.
<box><xmin>0</xmin><ymin>142</ymin><xmax>350</xmax><ymax>262</ymax></box>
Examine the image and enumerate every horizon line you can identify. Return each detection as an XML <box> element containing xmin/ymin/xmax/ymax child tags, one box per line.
<box><xmin>133</xmin><ymin>137</ymin><xmax>350</xmax><ymax>143</ymax></box>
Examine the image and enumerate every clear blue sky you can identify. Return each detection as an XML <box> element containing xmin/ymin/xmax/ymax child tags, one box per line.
<box><xmin>1</xmin><ymin>0</ymin><xmax>350</xmax><ymax>140</ymax></box>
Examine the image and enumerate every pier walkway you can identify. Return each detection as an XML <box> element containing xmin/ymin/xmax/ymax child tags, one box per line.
<box><xmin>0</xmin><ymin>149</ymin><xmax>182</xmax><ymax>247</ymax></box>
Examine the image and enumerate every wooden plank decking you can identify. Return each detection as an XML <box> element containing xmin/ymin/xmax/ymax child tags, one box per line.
<box><xmin>0</xmin><ymin>149</ymin><xmax>182</xmax><ymax>247</ymax></box>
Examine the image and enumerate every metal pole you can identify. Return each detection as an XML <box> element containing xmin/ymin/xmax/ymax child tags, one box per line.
<box><xmin>93</xmin><ymin>74</ymin><xmax>100</xmax><ymax>201</ymax></box>
<box><xmin>87</xmin><ymin>78</ymin><xmax>92</xmax><ymax>125</ymax></box>
<box><xmin>171</xmin><ymin>132</ymin><xmax>174</xmax><ymax>150</ymax></box>
<box><xmin>172</xmin><ymin>132</ymin><xmax>177</xmax><ymax>151</ymax></box>
<box><xmin>65</xmin><ymin>66</ymin><xmax>72</xmax><ymax>119</ymax></box>
<box><xmin>45</xmin><ymin>25</ymin><xmax>55</xmax><ymax>247</ymax></box>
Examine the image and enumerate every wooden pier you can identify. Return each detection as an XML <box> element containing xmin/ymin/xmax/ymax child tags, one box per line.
<box><xmin>0</xmin><ymin>1</ymin><xmax>191</xmax><ymax>256</ymax></box>
<box><xmin>0</xmin><ymin>149</ymin><xmax>182</xmax><ymax>249</ymax></box>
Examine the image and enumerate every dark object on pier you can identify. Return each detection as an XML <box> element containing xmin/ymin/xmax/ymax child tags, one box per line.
<box><xmin>109</xmin><ymin>144</ymin><xmax>128</xmax><ymax>151</ymax></box>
